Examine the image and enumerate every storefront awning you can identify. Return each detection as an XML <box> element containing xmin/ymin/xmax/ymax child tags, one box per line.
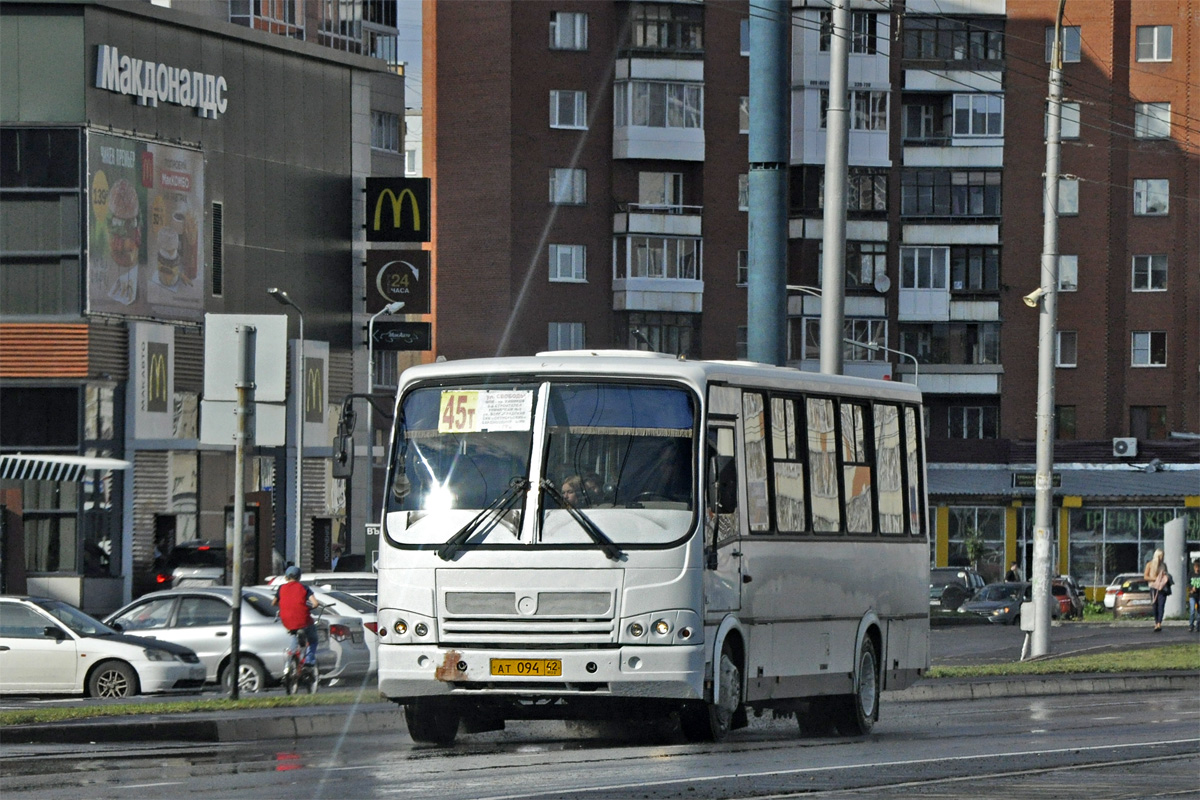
<box><xmin>0</xmin><ymin>454</ymin><xmax>132</xmax><ymax>482</ymax></box>
<box><xmin>929</xmin><ymin>465</ymin><xmax>1200</xmax><ymax>500</ymax></box>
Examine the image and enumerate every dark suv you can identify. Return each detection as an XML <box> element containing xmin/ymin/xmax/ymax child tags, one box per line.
<box><xmin>930</xmin><ymin>567</ymin><xmax>986</xmax><ymax>610</ymax></box>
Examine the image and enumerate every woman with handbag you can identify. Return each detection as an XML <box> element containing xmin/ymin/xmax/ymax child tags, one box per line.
<box><xmin>1144</xmin><ymin>549</ymin><xmax>1171</xmax><ymax>632</ymax></box>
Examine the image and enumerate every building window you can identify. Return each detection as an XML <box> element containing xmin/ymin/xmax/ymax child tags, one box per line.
<box><xmin>637</xmin><ymin>171</ymin><xmax>683</xmax><ymax>211</ymax></box>
<box><xmin>550</xmin><ymin>90</ymin><xmax>588</xmax><ymax>129</ymax></box>
<box><xmin>793</xmin><ymin>318</ymin><xmax>887</xmax><ymax>362</ymax></box>
<box><xmin>820</xmin><ymin>90</ymin><xmax>888</xmax><ymax>131</ymax></box>
<box><xmin>739</xmin><ymin>19</ymin><xmax>749</xmax><ymax>56</ymax></box>
<box><xmin>629</xmin><ymin>3</ymin><xmax>703</xmax><ymax>53</ymax></box>
<box><xmin>318</xmin><ymin>0</ymin><xmax>363</xmax><ymax>51</ymax></box>
<box><xmin>1131</xmin><ymin>254</ymin><xmax>1167</xmax><ymax>291</ymax></box>
<box><xmin>614</xmin><ymin>81</ymin><xmax>703</xmax><ymax>129</ymax></box>
<box><xmin>1130</xmin><ymin>406</ymin><xmax>1168</xmax><ymax>440</ymax></box>
<box><xmin>1055</xmin><ymin>406</ymin><xmax>1076</xmax><ymax>440</ymax></box>
<box><xmin>549</xmin><ymin>168</ymin><xmax>586</xmax><ymax>205</ymax></box>
<box><xmin>1131</xmin><ymin>331</ymin><xmax>1166</xmax><ymax>367</ymax></box>
<box><xmin>624</xmin><ymin>312</ymin><xmax>697</xmax><ymax>358</ymax></box>
<box><xmin>903</xmin><ymin>96</ymin><xmax>948</xmax><ymax>143</ymax></box>
<box><xmin>548</xmin><ymin>322</ymin><xmax>585</xmax><ymax>350</ymax></box>
<box><xmin>371</xmin><ymin>110</ymin><xmax>401</xmax><ymax>152</ymax></box>
<box><xmin>903</xmin><ymin>16</ymin><xmax>1003</xmax><ymax>61</ymax></box>
<box><xmin>404</xmin><ymin>149</ymin><xmax>418</xmax><ymax>176</ymax></box>
<box><xmin>211</xmin><ymin>201</ymin><xmax>224</xmax><ymax>297</ymax></box>
<box><xmin>1135</xmin><ymin>25</ymin><xmax>1172</xmax><ymax>62</ymax></box>
<box><xmin>820</xmin><ymin>11</ymin><xmax>879</xmax><ymax>54</ymax></box>
<box><xmin>1133</xmin><ymin>179</ymin><xmax>1168</xmax><ymax>215</ymax></box>
<box><xmin>737</xmin><ymin>250</ymin><xmax>748</xmax><ymax>286</ymax></box>
<box><xmin>617</xmin><ymin>236</ymin><xmax>700</xmax><ymax>279</ymax></box>
<box><xmin>1134</xmin><ymin>103</ymin><xmax>1170</xmax><ymax>138</ymax></box>
<box><xmin>901</xmin><ymin>170</ymin><xmax>1001</xmax><ymax>217</ymax></box>
<box><xmin>899</xmin><ymin>323</ymin><xmax>1000</xmax><ymax>365</ymax></box>
<box><xmin>739</xmin><ymin>96</ymin><xmax>749</xmax><ymax>133</ymax></box>
<box><xmin>810</xmin><ymin>168</ymin><xmax>888</xmax><ymax>212</ymax></box>
<box><xmin>230</xmin><ymin>0</ymin><xmax>303</xmax><ymax>38</ymax></box>
<box><xmin>736</xmin><ymin>325</ymin><xmax>748</xmax><ymax>359</ymax></box>
<box><xmin>373</xmin><ymin>350</ymin><xmax>400</xmax><ymax>389</ymax></box>
<box><xmin>950</xmin><ymin>246</ymin><xmax>1000</xmax><ymax>292</ymax></box>
<box><xmin>845</xmin><ymin>242</ymin><xmax>887</xmax><ymax>290</ymax></box>
<box><xmin>549</xmin><ymin>244</ymin><xmax>586</xmax><ymax>282</ymax></box>
<box><xmin>737</xmin><ymin>174</ymin><xmax>749</xmax><ymax>211</ymax></box>
<box><xmin>1056</xmin><ymin>331</ymin><xmax>1077</xmax><ymax>367</ymax></box>
<box><xmin>550</xmin><ymin>11</ymin><xmax>588</xmax><ymax>50</ymax></box>
<box><xmin>1045</xmin><ymin>25</ymin><xmax>1081</xmax><ymax>62</ymax></box>
<box><xmin>945</xmin><ymin>507</ymin><xmax>1005</xmax><ymax>576</ymax></box>
<box><xmin>1057</xmin><ymin>177</ymin><xmax>1079</xmax><ymax>215</ymax></box>
<box><xmin>900</xmin><ymin>246</ymin><xmax>948</xmax><ymax>290</ymax></box>
<box><xmin>952</xmin><ymin>94</ymin><xmax>1003</xmax><ymax>136</ymax></box>
<box><xmin>948</xmin><ymin>406</ymin><xmax>999</xmax><ymax>439</ymax></box>
<box><xmin>1058</xmin><ymin>254</ymin><xmax>1077</xmax><ymax>292</ymax></box>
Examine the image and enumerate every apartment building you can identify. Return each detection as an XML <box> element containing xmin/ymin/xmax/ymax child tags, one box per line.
<box><xmin>425</xmin><ymin>0</ymin><xmax>1197</xmax><ymax>592</ymax></box>
<box><xmin>0</xmin><ymin>0</ymin><xmax>405</xmax><ymax>611</ymax></box>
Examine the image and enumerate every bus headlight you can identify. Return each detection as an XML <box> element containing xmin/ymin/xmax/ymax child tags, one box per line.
<box><xmin>414</xmin><ymin>622</ymin><xmax>428</xmax><ymax>637</ymax></box>
<box><xmin>628</xmin><ymin>622</ymin><xmax>645</xmax><ymax>638</ymax></box>
<box><xmin>393</xmin><ymin>620</ymin><xmax>408</xmax><ymax>635</ymax></box>
<box><xmin>652</xmin><ymin>619</ymin><xmax>671</xmax><ymax>636</ymax></box>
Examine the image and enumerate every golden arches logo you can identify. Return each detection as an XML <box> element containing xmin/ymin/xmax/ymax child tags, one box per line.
<box><xmin>305</xmin><ymin>361</ymin><xmax>324</xmax><ymax>421</ymax></box>
<box><xmin>147</xmin><ymin>343</ymin><xmax>169</xmax><ymax>412</ymax></box>
<box><xmin>372</xmin><ymin>188</ymin><xmax>421</xmax><ymax>233</ymax></box>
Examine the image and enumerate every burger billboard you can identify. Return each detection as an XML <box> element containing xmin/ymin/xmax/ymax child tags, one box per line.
<box><xmin>87</xmin><ymin>132</ymin><xmax>204</xmax><ymax>321</ymax></box>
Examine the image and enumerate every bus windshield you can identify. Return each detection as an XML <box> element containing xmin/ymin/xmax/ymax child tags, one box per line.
<box><xmin>387</xmin><ymin>381</ymin><xmax>696</xmax><ymax>548</ymax></box>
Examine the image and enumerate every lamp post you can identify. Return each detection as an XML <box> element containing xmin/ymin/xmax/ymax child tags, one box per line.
<box><xmin>365</xmin><ymin>301</ymin><xmax>405</xmax><ymax>537</ymax></box>
<box><xmin>846</xmin><ymin>339</ymin><xmax>920</xmax><ymax>385</ymax></box>
<box><xmin>267</xmin><ymin>287</ymin><xmax>304</xmax><ymax>567</ymax></box>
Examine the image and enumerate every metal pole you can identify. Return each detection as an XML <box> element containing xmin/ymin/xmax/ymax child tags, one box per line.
<box><xmin>229</xmin><ymin>324</ymin><xmax>256</xmax><ymax>699</ymax></box>
<box><xmin>365</xmin><ymin>303</ymin><xmax>404</xmax><ymax>538</ymax></box>
<box><xmin>845</xmin><ymin>339</ymin><xmax>919</xmax><ymax>384</ymax></box>
<box><xmin>1031</xmin><ymin>0</ymin><xmax>1067</xmax><ymax>658</ymax></box>
<box><xmin>747</xmin><ymin>0</ymin><xmax>789</xmax><ymax>366</ymax></box>
<box><xmin>295</xmin><ymin>312</ymin><xmax>305</xmax><ymax>567</ymax></box>
<box><xmin>819</xmin><ymin>0</ymin><xmax>850</xmax><ymax>376</ymax></box>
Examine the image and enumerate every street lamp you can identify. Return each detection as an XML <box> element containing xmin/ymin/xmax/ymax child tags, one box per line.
<box><xmin>267</xmin><ymin>287</ymin><xmax>304</xmax><ymax>566</ymax></box>
<box><xmin>844</xmin><ymin>338</ymin><xmax>920</xmax><ymax>385</ymax></box>
<box><xmin>365</xmin><ymin>301</ymin><xmax>406</xmax><ymax>537</ymax></box>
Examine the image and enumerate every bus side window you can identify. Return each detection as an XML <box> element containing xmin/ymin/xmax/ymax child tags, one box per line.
<box><xmin>706</xmin><ymin>426</ymin><xmax>739</xmax><ymax>567</ymax></box>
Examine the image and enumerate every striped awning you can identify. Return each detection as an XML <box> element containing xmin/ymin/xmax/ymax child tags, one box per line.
<box><xmin>0</xmin><ymin>454</ymin><xmax>132</xmax><ymax>482</ymax></box>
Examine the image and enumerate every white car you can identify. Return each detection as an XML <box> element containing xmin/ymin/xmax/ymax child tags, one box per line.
<box><xmin>1103</xmin><ymin>572</ymin><xmax>1144</xmax><ymax>609</ymax></box>
<box><xmin>311</xmin><ymin>589</ymin><xmax>378</xmax><ymax>674</ymax></box>
<box><xmin>268</xmin><ymin>571</ymin><xmax>378</xmax><ymax>604</ymax></box>
<box><xmin>0</xmin><ymin>596</ymin><xmax>206</xmax><ymax>698</ymax></box>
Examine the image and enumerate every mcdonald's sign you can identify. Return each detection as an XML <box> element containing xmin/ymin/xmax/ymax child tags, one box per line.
<box><xmin>366</xmin><ymin>178</ymin><xmax>430</xmax><ymax>243</ymax></box>
<box><xmin>146</xmin><ymin>342</ymin><xmax>170</xmax><ymax>412</ymax></box>
<box><xmin>304</xmin><ymin>357</ymin><xmax>325</xmax><ymax>424</ymax></box>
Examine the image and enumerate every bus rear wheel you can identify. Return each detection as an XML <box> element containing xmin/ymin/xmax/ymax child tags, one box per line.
<box><xmin>405</xmin><ymin>699</ymin><xmax>461</xmax><ymax>745</ymax></box>
<box><xmin>679</xmin><ymin>646</ymin><xmax>741</xmax><ymax>743</ymax></box>
<box><xmin>832</xmin><ymin>637</ymin><xmax>878</xmax><ymax>736</ymax></box>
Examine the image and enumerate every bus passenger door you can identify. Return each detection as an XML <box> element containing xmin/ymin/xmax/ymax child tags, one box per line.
<box><xmin>704</xmin><ymin>423</ymin><xmax>741</xmax><ymax>614</ymax></box>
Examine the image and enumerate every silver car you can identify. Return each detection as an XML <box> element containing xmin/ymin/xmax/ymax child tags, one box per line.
<box><xmin>105</xmin><ymin>587</ymin><xmax>371</xmax><ymax>692</ymax></box>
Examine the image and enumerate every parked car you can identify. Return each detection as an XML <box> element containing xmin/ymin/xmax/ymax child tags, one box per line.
<box><xmin>1112</xmin><ymin>577</ymin><xmax>1155</xmax><ymax>618</ymax></box>
<box><xmin>958</xmin><ymin>581</ymin><xmax>1060</xmax><ymax>625</ymax></box>
<box><xmin>311</xmin><ymin>589</ymin><xmax>378</xmax><ymax>675</ymax></box>
<box><xmin>268</xmin><ymin>571</ymin><xmax>378</xmax><ymax>604</ymax></box>
<box><xmin>105</xmin><ymin>587</ymin><xmax>371</xmax><ymax>691</ymax></box>
<box><xmin>1052</xmin><ymin>576</ymin><xmax>1085</xmax><ymax>619</ymax></box>
<box><xmin>1104</xmin><ymin>572</ymin><xmax>1144</xmax><ymax>610</ymax></box>
<box><xmin>154</xmin><ymin>539</ymin><xmax>227</xmax><ymax>589</ymax></box>
<box><xmin>0</xmin><ymin>596</ymin><xmax>205</xmax><ymax>698</ymax></box>
<box><xmin>930</xmin><ymin>567</ymin><xmax>986</xmax><ymax>610</ymax></box>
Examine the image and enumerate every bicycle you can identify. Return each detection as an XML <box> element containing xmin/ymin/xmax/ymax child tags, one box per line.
<box><xmin>281</xmin><ymin>605</ymin><xmax>326</xmax><ymax>696</ymax></box>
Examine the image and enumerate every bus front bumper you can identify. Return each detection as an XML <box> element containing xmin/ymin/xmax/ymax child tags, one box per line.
<box><xmin>378</xmin><ymin>644</ymin><xmax>706</xmax><ymax>701</ymax></box>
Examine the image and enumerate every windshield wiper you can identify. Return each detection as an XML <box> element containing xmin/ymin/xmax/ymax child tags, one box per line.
<box><xmin>540</xmin><ymin>480</ymin><xmax>623</xmax><ymax>562</ymax></box>
<box><xmin>437</xmin><ymin>477</ymin><xmax>531</xmax><ymax>561</ymax></box>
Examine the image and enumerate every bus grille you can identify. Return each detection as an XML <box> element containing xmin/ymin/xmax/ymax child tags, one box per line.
<box><xmin>440</xmin><ymin>590</ymin><xmax>616</xmax><ymax>647</ymax></box>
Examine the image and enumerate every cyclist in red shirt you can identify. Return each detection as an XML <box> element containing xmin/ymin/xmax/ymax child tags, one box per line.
<box><xmin>272</xmin><ymin>565</ymin><xmax>319</xmax><ymax>666</ymax></box>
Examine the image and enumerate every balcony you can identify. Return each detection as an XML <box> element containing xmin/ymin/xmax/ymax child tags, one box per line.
<box><xmin>613</xmin><ymin>203</ymin><xmax>703</xmax><ymax>237</ymax></box>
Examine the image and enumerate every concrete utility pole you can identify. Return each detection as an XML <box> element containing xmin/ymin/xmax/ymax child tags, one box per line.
<box><xmin>267</xmin><ymin>288</ymin><xmax>305</xmax><ymax>567</ymax></box>
<box><xmin>229</xmin><ymin>324</ymin><xmax>256</xmax><ymax>699</ymax></box>
<box><xmin>1031</xmin><ymin>0</ymin><xmax>1068</xmax><ymax>658</ymax></box>
<box><xmin>746</xmin><ymin>0</ymin><xmax>789</xmax><ymax>366</ymax></box>
<box><xmin>819</xmin><ymin>0</ymin><xmax>850</xmax><ymax>376</ymax></box>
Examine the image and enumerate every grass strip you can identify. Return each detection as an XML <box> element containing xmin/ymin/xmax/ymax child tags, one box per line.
<box><xmin>927</xmin><ymin>643</ymin><xmax>1200</xmax><ymax>678</ymax></box>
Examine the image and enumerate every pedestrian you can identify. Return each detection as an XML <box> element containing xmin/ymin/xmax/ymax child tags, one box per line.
<box><xmin>272</xmin><ymin>565</ymin><xmax>319</xmax><ymax>665</ymax></box>
<box><xmin>330</xmin><ymin>541</ymin><xmax>343</xmax><ymax>571</ymax></box>
<box><xmin>1188</xmin><ymin>560</ymin><xmax>1200</xmax><ymax>633</ymax></box>
<box><xmin>1143</xmin><ymin>549</ymin><xmax>1172</xmax><ymax>632</ymax></box>
<box><xmin>1004</xmin><ymin>561</ymin><xmax>1022</xmax><ymax>582</ymax></box>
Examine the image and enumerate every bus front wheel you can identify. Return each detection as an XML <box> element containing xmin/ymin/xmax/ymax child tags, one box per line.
<box><xmin>832</xmin><ymin>637</ymin><xmax>878</xmax><ymax>736</ymax></box>
<box><xmin>405</xmin><ymin>699</ymin><xmax>461</xmax><ymax>745</ymax></box>
<box><xmin>679</xmin><ymin>646</ymin><xmax>741</xmax><ymax>742</ymax></box>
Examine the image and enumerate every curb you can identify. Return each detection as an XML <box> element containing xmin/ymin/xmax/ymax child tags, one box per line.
<box><xmin>887</xmin><ymin>671</ymin><xmax>1199</xmax><ymax>702</ymax></box>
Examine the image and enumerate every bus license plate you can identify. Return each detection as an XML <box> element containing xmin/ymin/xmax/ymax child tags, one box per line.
<box><xmin>490</xmin><ymin>658</ymin><xmax>562</xmax><ymax>677</ymax></box>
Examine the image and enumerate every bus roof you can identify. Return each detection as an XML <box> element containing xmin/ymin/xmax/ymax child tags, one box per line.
<box><xmin>398</xmin><ymin>351</ymin><xmax>922</xmax><ymax>404</ymax></box>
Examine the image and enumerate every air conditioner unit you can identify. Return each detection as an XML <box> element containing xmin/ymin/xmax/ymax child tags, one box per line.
<box><xmin>1113</xmin><ymin>437</ymin><xmax>1138</xmax><ymax>458</ymax></box>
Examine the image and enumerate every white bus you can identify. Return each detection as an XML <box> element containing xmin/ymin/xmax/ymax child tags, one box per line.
<box><xmin>377</xmin><ymin>352</ymin><xmax>929</xmax><ymax>744</ymax></box>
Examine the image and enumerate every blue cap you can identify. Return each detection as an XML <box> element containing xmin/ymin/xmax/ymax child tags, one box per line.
<box><xmin>284</xmin><ymin>565</ymin><xmax>301</xmax><ymax>580</ymax></box>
